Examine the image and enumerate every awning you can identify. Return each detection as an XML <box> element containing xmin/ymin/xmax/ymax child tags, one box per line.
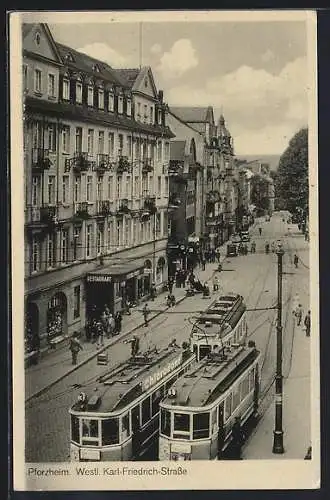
<box><xmin>86</xmin><ymin>262</ymin><xmax>144</xmax><ymax>283</ymax></box>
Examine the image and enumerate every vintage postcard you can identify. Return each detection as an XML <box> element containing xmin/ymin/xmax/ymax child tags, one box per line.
<box><xmin>10</xmin><ymin>9</ymin><xmax>320</xmax><ymax>491</ymax></box>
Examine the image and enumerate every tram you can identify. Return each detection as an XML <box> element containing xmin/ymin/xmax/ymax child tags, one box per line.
<box><xmin>159</xmin><ymin>342</ymin><xmax>261</xmax><ymax>460</ymax></box>
<box><xmin>190</xmin><ymin>293</ymin><xmax>247</xmax><ymax>361</ymax></box>
<box><xmin>69</xmin><ymin>343</ymin><xmax>195</xmax><ymax>462</ymax></box>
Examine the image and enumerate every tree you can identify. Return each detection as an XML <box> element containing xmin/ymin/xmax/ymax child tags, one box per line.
<box><xmin>251</xmin><ymin>174</ymin><xmax>270</xmax><ymax>213</ymax></box>
<box><xmin>275</xmin><ymin>128</ymin><xmax>308</xmax><ymax>214</ymax></box>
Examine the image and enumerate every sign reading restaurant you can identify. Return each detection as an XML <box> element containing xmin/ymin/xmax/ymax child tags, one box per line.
<box><xmin>141</xmin><ymin>355</ymin><xmax>182</xmax><ymax>391</ymax></box>
<box><xmin>86</xmin><ymin>274</ymin><xmax>112</xmax><ymax>283</ymax></box>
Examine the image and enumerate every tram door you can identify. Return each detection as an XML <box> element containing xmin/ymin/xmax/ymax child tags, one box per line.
<box><xmin>217</xmin><ymin>402</ymin><xmax>225</xmax><ymax>458</ymax></box>
<box><xmin>131</xmin><ymin>405</ymin><xmax>141</xmax><ymax>457</ymax></box>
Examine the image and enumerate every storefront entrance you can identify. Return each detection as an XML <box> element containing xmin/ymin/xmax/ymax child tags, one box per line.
<box><xmin>86</xmin><ymin>278</ymin><xmax>114</xmax><ymax>320</ymax></box>
<box><xmin>25</xmin><ymin>302</ymin><xmax>39</xmax><ymax>353</ymax></box>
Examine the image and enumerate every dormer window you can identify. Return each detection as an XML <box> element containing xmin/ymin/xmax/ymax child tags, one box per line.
<box><xmin>76</xmin><ymin>80</ymin><xmax>82</xmax><ymax>104</ymax></box>
<box><xmin>62</xmin><ymin>75</ymin><xmax>70</xmax><ymax>100</ymax></box>
<box><xmin>118</xmin><ymin>94</ymin><xmax>123</xmax><ymax>114</ymax></box>
<box><xmin>157</xmin><ymin>109</ymin><xmax>162</xmax><ymax>125</ymax></box>
<box><xmin>87</xmin><ymin>85</ymin><xmax>94</xmax><ymax>106</ymax></box>
<box><xmin>93</xmin><ymin>64</ymin><xmax>100</xmax><ymax>73</ymax></box>
<box><xmin>98</xmin><ymin>88</ymin><xmax>104</xmax><ymax>109</ymax></box>
<box><xmin>150</xmin><ymin>106</ymin><xmax>154</xmax><ymax>124</ymax></box>
<box><xmin>35</xmin><ymin>31</ymin><xmax>41</xmax><ymax>45</ymax></box>
<box><xmin>65</xmin><ymin>53</ymin><xmax>75</xmax><ymax>63</ymax></box>
<box><xmin>126</xmin><ymin>97</ymin><xmax>132</xmax><ymax>117</ymax></box>
<box><xmin>108</xmin><ymin>92</ymin><xmax>114</xmax><ymax>112</ymax></box>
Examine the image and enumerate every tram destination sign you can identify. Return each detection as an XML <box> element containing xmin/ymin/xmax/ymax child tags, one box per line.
<box><xmin>87</xmin><ymin>274</ymin><xmax>112</xmax><ymax>283</ymax></box>
<box><xmin>142</xmin><ymin>354</ymin><xmax>182</xmax><ymax>391</ymax></box>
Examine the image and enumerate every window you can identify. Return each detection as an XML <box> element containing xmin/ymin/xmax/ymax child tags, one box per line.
<box><xmin>62</xmin><ymin>126</ymin><xmax>70</xmax><ymax>153</ymax></box>
<box><xmin>121</xmin><ymin>413</ymin><xmax>130</xmax><ymax>440</ymax></box>
<box><xmin>97</xmin><ymin>176</ymin><xmax>103</xmax><ymax>200</ymax></box>
<box><xmin>126</xmin><ymin>98</ymin><xmax>132</xmax><ymax>116</ymax></box>
<box><xmin>73</xmin><ymin>285</ymin><xmax>80</xmax><ymax>319</ymax></box>
<box><xmin>71</xmin><ymin>415</ymin><xmax>79</xmax><ymax>443</ymax></box>
<box><xmin>108</xmin><ymin>176</ymin><xmax>113</xmax><ymax>199</ymax></box>
<box><xmin>62</xmin><ymin>175</ymin><xmax>70</xmax><ymax>204</ymax></box>
<box><xmin>35</xmin><ymin>31</ymin><xmax>41</xmax><ymax>44</ymax></box>
<box><xmin>149</xmin><ymin>176</ymin><xmax>154</xmax><ymax>194</ymax></box>
<box><xmin>61</xmin><ymin>229</ymin><xmax>69</xmax><ymax>264</ymax></box>
<box><xmin>174</xmin><ymin>413</ymin><xmax>190</xmax><ymax>432</ymax></box>
<box><xmin>73</xmin><ymin>226</ymin><xmax>81</xmax><ymax>261</ymax></box>
<box><xmin>157</xmin><ymin>176</ymin><xmax>161</xmax><ymax>196</ymax></box>
<box><xmin>142</xmin><ymin>396</ymin><xmax>151</xmax><ymax>425</ymax></box>
<box><xmin>108</xmin><ymin>132</ymin><xmax>114</xmax><ymax>157</ymax></box>
<box><xmin>132</xmin><ymin>218</ymin><xmax>138</xmax><ymax>245</ymax></box>
<box><xmin>102</xmin><ymin>418</ymin><xmax>119</xmax><ymax>445</ymax></box>
<box><xmin>160</xmin><ymin>408</ymin><xmax>171</xmax><ymax>436</ymax></box>
<box><xmin>249</xmin><ymin>368</ymin><xmax>255</xmax><ymax>392</ymax></box>
<box><xmin>87</xmin><ymin>85</ymin><xmax>94</xmax><ymax>106</ymax></box>
<box><xmin>75</xmin><ymin>127</ymin><xmax>82</xmax><ymax>153</ymax></box>
<box><xmin>158</xmin><ymin>109</ymin><xmax>162</xmax><ymax>125</ymax></box>
<box><xmin>118</xmin><ymin>134</ymin><xmax>123</xmax><ymax>156</ymax></box>
<box><xmin>47</xmin><ymin>124</ymin><xmax>56</xmax><ymax>152</ymax></box>
<box><xmin>82</xmin><ymin>419</ymin><xmax>98</xmax><ymax>438</ymax></box>
<box><xmin>31</xmin><ymin>176</ymin><xmax>40</xmax><ymax>206</ymax></box>
<box><xmin>142</xmin><ymin>175</ymin><xmax>148</xmax><ymax>195</ymax></box>
<box><xmin>108</xmin><ymin>92</ymin><xmax>114</xmax><ymax>112</ymax></box>
<box><xmin>134</xmin><ymin>176</ymin><xmax>139</xmax><ymax>197</ymax></box>
<box><xmin>116</xmin><ymin>220</ymin><xmax>122</xmax><ymax>246</ymax></box>
<box><xmin>86</xmin><ymin>224</ymin><xmax>92</xmax><ymax>258</ymax></box>
<box><xmin>98</xmin><ymin>131</ymin><xmax>104</xmax><ymax>155</ymax></box>
<box><xmin>86</xmin><ymin>175</ymin><xmax>93</xmax><ymax>202</ymax></box>
<box><xmin>163</xmin><ymin>211</ymin><xmax>168</xmax><ymax>236</ymax></box>
<box><xmin>47</xmin><ymin>176</ymin><xmax>55</xmax><ymax>205</ymax></box>
<box><xmin>76</xmin><ymin>81</ymin><xmax>82</xmax><ymax>103</ymax></box>
<box><xmin>97</xmin><ymin>226</ymin><xmax>103</xmax><ymax>255</ymax></box>
<box><xmin>224</xmin><ymin>393</ymin><xmax>232</xmax><ymax>421</ymax></box>
<box><xmin>157</xmin><ymin>141</ymin><xmax>162</xmax><ymax>161</ymax></box>
<box><xmin>125</xmin><ymin>176</ymin><xmax>131</xmax><ymax>198</ymax></box>
<box><xmin>116</xmin><ymin>177</ymin><xmax>121</xmax><ymax>199</ymax></box>
<box><xmin>34</xmin><ymin>69</ymin><xmax>42</xmax><ymax>93</ymax></box>
<box><xmin>62</xmin><ymin>77</ymin><xmax>69</xmax><ymax>100</ymax></box>
<box><xmin>164</xmin><ymin>142</ymin><xmax>170</xmax><ymax>161</ymax></box>
<box><xmin>107</xmin><ymin>221</ymin><xmax>112</xmax><ymax>251</ymax></box>
<box><xmin>127</xmin><ymin>136</ymin><xmax>132</xmax><ymax>157</ymax></box>
<box><xmin>74</xmin><ymin>176</ymin><xmax>81</xmax><ymax>202</ymax></box>
<box><xmin>151</xmin><ymin>388</ymin><xmax>163</xmax><ymax>416</ymax></box>
<box><xmin>232</xmin><ymin>386</ymin><xmax>240</xmax><ymax>411</ymax></box>
<box><xmin>23</xmin><ymin>65</ymin><xmax>28</xmax><ymax>90</ymax></box>
<box><xmin>144</xmin><ymin>104</ymin><xmax>148</xmax><ymax>122</ymax></box>
<box><xmin>98</xmin><ymin>89</ymin><xmax>104</xmax><ymax>109</ymax></box>
<box><xmin>164</xmin><ymin>176</ymin><xmax>169</xmax><ymax>197</ymax></box>
<box><xmin>87</xmin><ymin>129</ymin><xmax>94</xmax><ymax>155</ymax></box>
<box><xmin>150</xmin><ymin>106</ymin><xmax>154</xmax><ymax>124</ymax></box>
<box><xmin>118</xmin><ymin>95</ymin><xmax>123</xmax><ymax>114</ymax></box>
<box><xmin>48</xmin><ymin>74</ymin><xmax>55</xmax><ymax>97</ymax></box>
<box><xmin>124</xmin><ymin>218</ymin><xmax>131</xmax><ymax>246</ymax></box>
<box><xmin>156</xmin><ymin>213</ymin><xmax>161</xmax><ymax>236</ymax></box>
<box><xmin>136</xmin><ymin>102</ymin><xmax>141</xmax><ymax>119</ymax></box>
<box><xmin>241</xmin><ymin>375</ymin><xmax>250</xmax><ymax>402</ymax></box>
<box><xmin>32</xmin><ymin>236</ymin><xmax>40</xmax><ymax>272</ymax></box>
<box><xmin>193</xmin><ymin>412</ymin><xmax>210</xmax><ymax>440</ymax></box>
<box><xmin>32</xmin><ymin>121</ymin><xmax>42</xmax><ymax>149</ymax></box>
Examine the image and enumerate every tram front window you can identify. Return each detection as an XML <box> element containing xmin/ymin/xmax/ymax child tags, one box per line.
<box><xmin>174</xmin><ymin>413</ymin><xmax>190</xmax><ymax>432</ymax></box>
<box><xmin>193</xmin><ymin>412</ymin><xmax>210</xmax><ymax>439</ymax></box>
<box><xmin>82</xmin><ymin>419</ymin><xmax>98</xmax><ymax>438</ymax></box>
<box><xmin>71</xmin><ymin>415</ymin><xmax>79</xmax><ymax>443</ymax></box>
<box><xmin>102</xmin><ymin>418</ymin><xmax>119</xmax><ymax>445</ymax></box>
<box><xmin>160</xmin><ymin>408</ymin><xmax>171</xmax><ymax>436</ymax></box>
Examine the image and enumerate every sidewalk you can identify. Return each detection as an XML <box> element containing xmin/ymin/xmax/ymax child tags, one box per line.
<box><xmin>25</xmin><ymin>249</ymin><xmax>227</xmax><ymax>402</ymax></box>
<box><xmin>242</xmin><ymin>318</ymin><xmax>311</xmax><ymax>459</ymax></box>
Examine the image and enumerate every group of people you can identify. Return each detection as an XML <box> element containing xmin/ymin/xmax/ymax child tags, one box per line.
<box><xmin>293</xmin><ymin>296</ymin><xmax>311</xmax><ymax>337</ymax></box>
<box><xmin>87</xmin><ymin>305</ymin><xmax>123</xmax><ymax>347</ymax></box>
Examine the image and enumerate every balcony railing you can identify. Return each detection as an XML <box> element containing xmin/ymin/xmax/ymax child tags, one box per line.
<box><xmin>96</xmin><ymin>200</ymin><xmax>113</xmax><ymax>216</ymax></box>
<box><xmin>168</xmin><ymin>195</ymin><xmax>181</xmax><ymax>208</ymax></box>
<box><xmin>207</xmin><ymin>190</ymin><xmax>220</xmax><ymax>203</ymax></box>
<box><xmin>141</xmin><ymin>158</ymin><xmax>154</xmax><ymax>173</ymax></box>
<box><xmin>32</xmin><ymin>148</ymin><xmax>52</xmax><ymax>172</ymax></box>
<box><xmin>73</xmin><ymin>202</ymin><xmax>90</xmax><ymax>219</ymax></box>
<box><xmin>117</xmin><ymin>156</ymin><xmax>131</xmax><ymax>174</ymax></box>
<box><xmin>94</xmin><ymin>154</ymin><xmax>112</xmax><ymax>174</ymax></box>
<box><xmin>143</xmin><ymin>195</ymin><xmax>157</xmax><ymax>215</ymax></box>
<box><xmin>72</xmin><ymin>152</ymin><xmax>90</xmax><ymax>174</ymax></box>
<box><xmin>116</xmin><ymin>198</ymin><xmax>131</xmax><ymax>214</ymax></box>
<box><xmin>25</xmin><ymin>205</ymin><xmax>57</xmax><ymax>225</ymax></box>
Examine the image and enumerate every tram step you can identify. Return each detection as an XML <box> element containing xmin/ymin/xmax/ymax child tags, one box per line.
<box><xmin>97</xmin><ymin>353</ymin><xmax>108</xmax><ymax>365</ymax></box>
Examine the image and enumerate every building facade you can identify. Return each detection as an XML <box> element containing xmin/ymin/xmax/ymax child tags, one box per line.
<box><xmin>23</xmin><ymin>23</ymin><xmax>174</xmax><ymax>351</ymax></box>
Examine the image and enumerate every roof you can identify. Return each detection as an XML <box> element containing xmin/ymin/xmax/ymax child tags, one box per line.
<box><xmin>115</xmin><ymin>68</ymin><xmax>140</xmax><ymax>88</ymax></box>
<box><xmin>56</xmin><ymin>42</ymin><xmax>126</xmax><ymax>87</ymax></box>
<box><xmin>170</xmin><ymin>141</ymin><xmax>186</xmax><ymax>161</ymax></box>
<box><xmin>161</xmin><ymin>345</ymin><xmax>260</xmax><ymax>408</ymax></box>
<box><xmin>170</xmin><ymin>106</ymin><xmax>210</xmax><ymax>123</ymax></box>
<box><xmin>25</xmin><ymin>96</ymin><xmax>175</xmax><ymax>138</ymax></box>
<box><xmin>70</xmin><ymin>346</ymin><xmax>193</xmax><ymax>414</ymax></box>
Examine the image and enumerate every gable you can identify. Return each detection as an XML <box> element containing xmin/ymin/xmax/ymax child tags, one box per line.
<box><xmin>133</xmin><ymin>67</ymin><xmax>157</xmax><ymax>99</ymax></box>
<box><xmin>23</xmin><ymin>23</ymin><xmax>62</xmax><ymax>64</ymax></box>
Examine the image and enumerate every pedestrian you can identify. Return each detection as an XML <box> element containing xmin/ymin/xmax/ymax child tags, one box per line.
<box><xmin>124</xmin><ymin>298</ymin><xmax>132</xmax><ymax>315</ymax></box>
<box><xmin>213</xmin><ymin>275</ymin><xmax>219</xmax><ymax>292</ymax></box>
<box><xmin>142</xmin><ymin>303</ymin><xmax>150</xmax><ymax>327</ymax></box>
<box><xmin>251</xmin><ymin>241</ymin><xmax>256</xmax><ymax>254</ymax></box>
<box><xmin>107</xmin><ymin>313</ymin><xmax>115</xmax><ymax>338</ymax></box>
<box><xmin>294</xmin><ymin>254</ymin><xmax>299</xmax><ymax>268</ymax></box>
<box><xmin>201</xmin><ymin>256</ymin><xmax>206</xmax><ymax>271</ymax></box>
<box><xmin>231</xmin><ymin>416</ymin><xmax>245</xmax><ymax>459</ymax></box>
<box><xmin>259</xmin><ymin>227</ymin><xmax>262</xmax><ymax>236</ymax></box>
<box><xmin>203</xmin><ymin>282</ymin><xmax>210</xmax><ymax>298</ymax></box>
<box><xmin>295</xmin><ymin>304</ymin><xmax>303</xmax><ymax>326</ymax></box>
<box><xmin>69</xmin><ymin>332</ymin><xmax>83</xmax><ymax>365</ymax></box>
<box><xmin>265</xmin><ymin>242</ymin><xmax>270</xmax><ymax>254</ymax></box>
<box><xmin>243</xmin><ymin>243</ymin><xmax>248</xmax><ymax>255</ymax></box>
<box><xmin>96</xmin><ymin>320</ymin><xmax>104</xmax><ymax>348</ymax></box>
<box><xmin>215</xmin><ymin>248</ymin><xmax>220</xmax><ymax>263</ymax></box>
<box><xmin>150</xmin><ymin>282</ymin><xmax>156</xmax><ymax>301</ymax></box>
<box><xmin>211</xmin><ymin>248</ymin><xmax>216</xmax><ymax>263</ymax></box>
<box><xmin>304</xmin><ymin>310</ymin><xmax>311</xmax><ymax>337</ymax></box>
<box><xmin>115</xmin><ymin>311</ymin><xmax>122</xmax><ymax>334</ymax></box>
<box><xmin>271</xmin><ymin>241</ymin><xmax>275</xmax><ymax>253</ymax></box>
<box><xmin>168</xmin><ymin>276</ymin><xmax>174</xmax><ymax>295</ymax></box>
<box><xmin>125</xmin><ymin>335</ymin><xmax>140</xmax><ymax>358</ymax></box>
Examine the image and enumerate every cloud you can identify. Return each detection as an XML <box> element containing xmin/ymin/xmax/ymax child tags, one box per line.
<box><xmin>77</xmin><ymin>43</ymin><xmax>130</xmax><ymax>68</ymax></box>
<box><xmin>233</xmin><ymin>123</ymin><xmax>298</xmax><ymax>156</ymax></box>
<box><xmin>150</xmin><ymin>43</ymin><xmax>162</xmax><ymax>54</ymax></box>
<box><xmin>157</xmin><ymin>39</ymin><xmax>198</xmax><ymax>79</ymax></box>
<box><xmin>261</xmin><ymin>49</ymin><xmax>275</xmax><ymax>63</ymax></box>
<box><xmin>166</xmin><ymin>57</ymin><xmax>307</xmax><ymax>154</ymax></box>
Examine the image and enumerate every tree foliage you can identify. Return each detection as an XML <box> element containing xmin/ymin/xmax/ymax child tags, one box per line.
<box><xmin>251</xmin><ymin>174</ymin><xmax>270</xmax><ymax>211</ymax></box>
<box><xmin>275</xmin><ymin>128</ymin><xmax>308</xmax><ymax>213</ymax></box>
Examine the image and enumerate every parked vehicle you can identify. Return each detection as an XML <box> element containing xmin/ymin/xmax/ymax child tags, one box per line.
<box><xmin>240</xmin><ymin>231</ymin><xmax>250</xmax><ymax>242</ymax></box>
<box><xmin>226</xmin><ymin>243</ymin><xmax>238</xmax><ymax>257</ymax></box>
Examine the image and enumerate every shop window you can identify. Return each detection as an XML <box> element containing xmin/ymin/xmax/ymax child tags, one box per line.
<box><xmin>193</xmin><ymin>412</ymin><xmax>210</xmax><ymax>440</ymax></box>
<box><xmin>141</xmin><ymin>396</ymin><xmax>151</xmax><ymax>425</ymax></box>
<box><xmin>160</xmin><ymin>408</ymin><xmax>171</xmax><ymax>436</ymax></box>
<box><xmin>71</xmin><ymin>415</ymin><xmax>79</xmax><ymax>443</ymax></box>
<box><xmin>102</xmin><ymin>418</ymin><xmax>119</xmax><ymax>445</ymax></box>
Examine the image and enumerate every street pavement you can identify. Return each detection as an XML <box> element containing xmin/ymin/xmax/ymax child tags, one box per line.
<box><xmin>25</xmin><ymin>214</ymin><xmax>311</xmax><ymax>462</ymax></box>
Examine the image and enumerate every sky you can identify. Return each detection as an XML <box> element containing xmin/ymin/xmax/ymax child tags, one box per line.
<box><xmin>47</xmin><ymin>15</ymin><xmax>309</xmax><ymax>156</ymax></box>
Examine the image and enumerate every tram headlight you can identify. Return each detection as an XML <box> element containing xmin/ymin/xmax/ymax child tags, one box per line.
<box><xmin>78</xmin><ymin>392</ymin><xmax>87</xmax><ymax>403</ymax></box>
<box><xmin>168</xmin><ymin>388</ymin><xmax>177</xmax><ymax>397</ymax></box>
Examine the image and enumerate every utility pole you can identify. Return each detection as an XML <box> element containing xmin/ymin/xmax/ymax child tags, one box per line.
<box><xmin>272</xmin><ymin>242</ymin><xmax>285</xmax><ymax>454</ymax></box>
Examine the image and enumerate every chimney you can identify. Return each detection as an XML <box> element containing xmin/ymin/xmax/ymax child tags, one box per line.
<box><xmin>158</xmin><ymin>90</ymin><xmax>163</xmax><ymax>102</ymax></box>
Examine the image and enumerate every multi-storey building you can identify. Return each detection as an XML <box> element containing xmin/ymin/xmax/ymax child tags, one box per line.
<box><xmin>23</xmin><ymin>23</ymin><xmax>174</xmax><ymax>351</ymax></box>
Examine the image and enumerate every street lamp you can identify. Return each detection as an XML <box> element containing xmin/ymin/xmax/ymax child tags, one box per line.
<box><xmin>272</xmin><ymin>241</ymin><xmax>285</xmax><ymax>454</ymax></box>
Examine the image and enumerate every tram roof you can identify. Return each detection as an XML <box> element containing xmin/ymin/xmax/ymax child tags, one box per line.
<box><xmin>71</xmin><ymin>346</ymin><xmax>192</xmax><ymax>414</ymax></box>
<box><xmin>194</xmin><ymin>293</ymin><xmax>246</xmax><ymax>329</ymax></box>
<box><xmin>161</xmin><ymin>345</ymin><xmax>259</xmax><ymax>409</ymax></box>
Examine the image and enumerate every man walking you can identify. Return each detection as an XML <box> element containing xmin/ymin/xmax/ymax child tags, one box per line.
<box><xmin>304</xmin><ymin>310</ymin><xmax>311</xmax><ymax>337</ymax></box>
<box><xmin>231</xmin><ymin>416</ymin><xmax>245</xmax><ymax>459</ymax></box>
<box><xmin>294</xmin><ymin>253</ymin><xmax>299</xmax><ymax>268</ymax></box>
<box><xmin>295</xmin><ymin>304</ymin><xmax>303</xmax><ymax>326</ymax></box>
<box><xmin>143</xmin><ymin>303</ymin><xmax>150</xmax><ymax>327</ymax></box>
<box><xmin>69</xmin><ymin>332</ymin><xmax>83</xmax><ymax>365</ymax></box>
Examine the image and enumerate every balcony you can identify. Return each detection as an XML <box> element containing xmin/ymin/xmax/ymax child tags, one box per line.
<box><xmin>94</xmin><ymin>154</ymin><xmax>112</xmax><ymax>174</ymax></box>
<box><xmin>168</xmin><ymin>161</ymin><xmax>184</xmax><ymax>177</ymax></box>
<box><xmin>168</xmin><ymin>194</ymin><xmax>181</xmax><ymax>210</ymax></box>
<box><xmin>117</xmin><ymin>156</ymin><xmax>131</xmax><ymax>174</ymax></box>
<box><xmin>141</xmin><ymin>158</ymin><xmax>154</xmax><ymax>174</ymax></box>
<box><xmin>143</xmin><ymin>195</ymin><xmax>157</xmax><ymax>215</ymax></box>
<box><xmin>73</xmin><ymin>202</ymin><xmax>90</xmax><ymax>219</ymax></box>
<box><xmin>72</xmin><ymin>152</ymin><xmax>90</xmax><ymax>174</ymax></box>
<box><xmin>25</xmin><ymin>205</ymin><xmax>58</xmax><ymax>227</ymax></box>
<box><xmin>96</xmin><ymin>200</ymin><xmax>113</xmax><ymax>217</ymax></box>
<box><xmin>32</xmin><ymin>148</ymin><xmax>52</xmax><ymax>172</ymax></box>
<box><xmin>116</xmin><ymin>198</ymin><xmax>131</xmax><ymax>215</ymax></box>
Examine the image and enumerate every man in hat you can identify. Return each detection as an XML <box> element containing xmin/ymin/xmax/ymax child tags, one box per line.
<box><xmin>69</xmin><ymin>332</ymin><xmax>83</xmax><ymax>365</ymax></box>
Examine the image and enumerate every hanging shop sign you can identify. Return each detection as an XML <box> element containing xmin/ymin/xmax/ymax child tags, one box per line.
<box><xmin>144</xmin><ymin>268</ymin><xmax>153</xmax><ymax>275</ymax></box>
<box><xmin>126</xmin><ymin>269</ymin><xmax>143</xmax><ymax>280</ymax></box>
<box><xmin>86</xmin><ymin>274</ymin><xmax>112</xmax><ymax>283</ymax></box>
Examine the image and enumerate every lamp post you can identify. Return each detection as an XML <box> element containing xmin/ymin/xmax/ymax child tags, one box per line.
<box><xmin>272</xmin><ymin>242</ymin><xmax>285</xmax><ymax>454</ymax></box>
